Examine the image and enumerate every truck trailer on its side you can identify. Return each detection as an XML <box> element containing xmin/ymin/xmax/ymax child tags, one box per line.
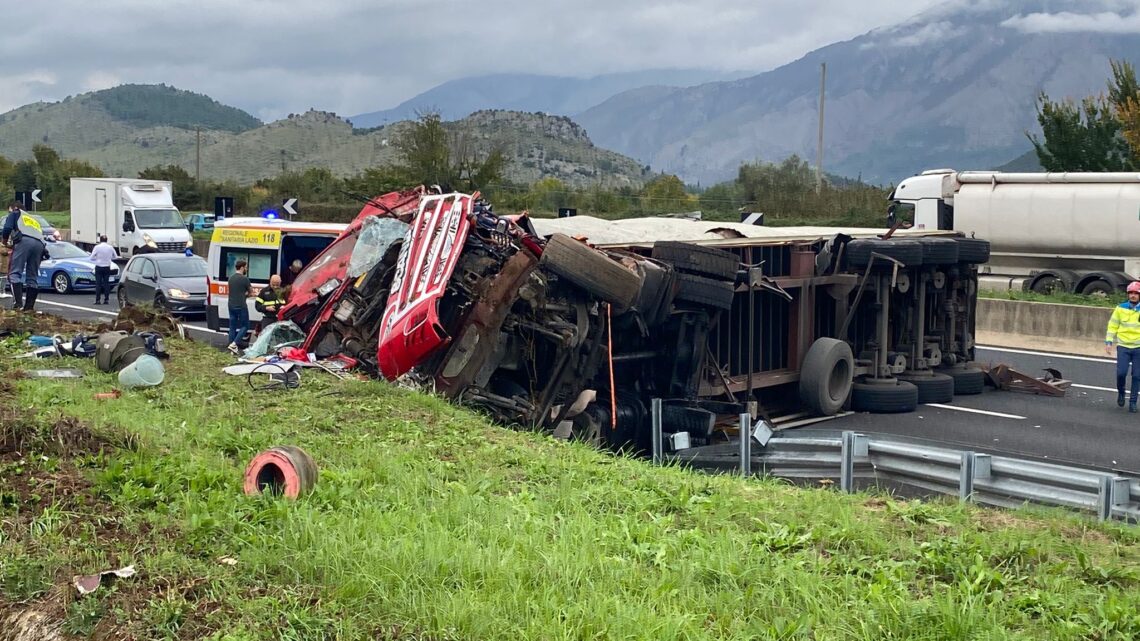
<box><xmin>70</xmin><ymin>178</ymin><xmax>193</xmax><ymax>256</ymax></box>
<box><xmin>891</xmin><ymin>169</ymin><xmax>1140</xmax><ymax>295</ymax></box>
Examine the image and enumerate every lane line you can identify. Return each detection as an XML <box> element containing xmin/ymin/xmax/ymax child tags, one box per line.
<box><xmin>977</xmin><ymin>345</ymin><xmax>1113</xmax><ymax>365</ymax></box>
<box><xmin>1072</xmin><ymin>383</ymin><xmax>1118</xmax><ymax>393</ymax></box>
<box><xmin>924</xmin><ymin>403</ymin><xmax>1026</xmax><ymax>420</ymax></box>
<box><xmin>36</xmin><ymin>299</ymin><xmax>226</xmax><ymax>336</ymax></box>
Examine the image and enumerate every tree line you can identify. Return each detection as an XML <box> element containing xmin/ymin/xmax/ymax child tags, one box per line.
<box><xmin>0</xmin><ymin>111</ymin><xmax>891</xmax><ymax>227</ymax></box>
<box><xmin>1032</xmin><ymin>60</ymin><xmax>1140</xmax><ymax>171</ymax></box>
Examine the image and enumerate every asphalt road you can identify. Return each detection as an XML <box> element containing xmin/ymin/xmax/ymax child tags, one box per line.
<box><xmin>13</xmin><ymin>291</ymin><xmax>1138</xmax><ymax>472</ymax></box>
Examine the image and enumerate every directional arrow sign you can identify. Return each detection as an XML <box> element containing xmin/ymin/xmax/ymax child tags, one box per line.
<box><xmin>30</xmin><ymin>189</ymin><xmax>42</xmax><ymax>203</ymax></box>
<box><xmin>282</xmin><ymin>198</ymin><xmax>298</xmax><ymax>216</ymax></box>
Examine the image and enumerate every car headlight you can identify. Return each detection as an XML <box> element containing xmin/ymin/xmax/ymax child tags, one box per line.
<box><xmin>316</xmin><ymin>278</ymin><xmax>341</xmax><ymax>296</ymax></box>
<box><xmin>167</xmin><ymin>288</ymin><xmax>191</xmax><ymax>299</ymax></box>
<box><xmin>185</xmin><ymin>239</ymin><xmax>193</xmax><ymax>248</ymax></box>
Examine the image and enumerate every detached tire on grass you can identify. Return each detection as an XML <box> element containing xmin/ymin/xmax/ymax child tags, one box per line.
<box><xmin>541</xmin><ymin>233</ymin><xmax>643</xmax><ymax>310</ymax></box>
<box><xmin>851</xmin><ymin>380</ymin><xmax>919</xmax><ymax>413</ymax></box>
<box><xmin>799</xmin><ymin>337</ymin><xmax>855</xmax><ymax>416</ymax></box>
<box><xmin>651</xmin><ymin>241</ymin><xmax>739</xmax><ymax>281</ymax></box>
<box><xmin>243</xmin><ymin>446</ymin><xmax>318</xmax><ymax>499</ymax></box>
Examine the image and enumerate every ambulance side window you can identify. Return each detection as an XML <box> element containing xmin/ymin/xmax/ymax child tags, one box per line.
<box><xmin>219</xmin><ymin>248</ymin><xmax>277</xmax><ymax>282</ymax></box>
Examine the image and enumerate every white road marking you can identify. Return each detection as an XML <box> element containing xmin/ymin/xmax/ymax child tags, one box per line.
<box><xmin>924</xmin><ymin>403</ymin><xmax>1026</xmax><ymax>420</ymax></box>
<box><xmin>1072</xmin><ymin>383</ymin><xmax>1118</xmax><ymax>393</ymax></box>
<box><xmin>36</xmin><ymin>299</ymin><xmax>227</xmax><ymax>336</ymax></box>
<box><xmin>976</xmin><ymin>345</ymin><xmax>1113</xmax><ymax>365</ymax></box>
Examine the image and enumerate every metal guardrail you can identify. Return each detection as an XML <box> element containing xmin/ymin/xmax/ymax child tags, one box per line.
<box><xmin>658</xmin><ymin>409</ymin><xmax>1139</xmax><ymax>523</ymax></box>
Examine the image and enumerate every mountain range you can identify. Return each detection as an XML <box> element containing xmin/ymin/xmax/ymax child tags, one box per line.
<box><xmin>0</xmin><ymin>85</ymin><xmax>648</xmax><ymax>188</ymax></box>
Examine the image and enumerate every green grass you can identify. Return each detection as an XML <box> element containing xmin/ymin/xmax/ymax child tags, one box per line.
<box><xmin>30</xmin><ymin>210</ymin><xmax>69</xmax><ymax>229</ymax></box>
<box><xmin>1</xmin><ymin>313</ymin><xmax>1139</xmax><ymax>640</ymax></box>
<box><xmin>980</xmin><ymin>289</ymin><xmax>1121</xmax><ymax>309</ymax></box>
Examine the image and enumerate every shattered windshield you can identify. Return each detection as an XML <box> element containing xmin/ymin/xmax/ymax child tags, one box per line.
<box><xmin>347</xmin><ymin>217</ymin><xmax>409</xmax><ymax>278</ymax></box>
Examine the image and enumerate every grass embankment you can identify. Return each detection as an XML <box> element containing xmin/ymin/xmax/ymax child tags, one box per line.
<box><xmin>980</xmin><ymin>289</ymin><xmax>1120</xmax><ymax>309</ymax></box>
<box><xmin>1</xmin><ymin>311</ymin><xmax>1139</xmax><ymax>640</ymax></box>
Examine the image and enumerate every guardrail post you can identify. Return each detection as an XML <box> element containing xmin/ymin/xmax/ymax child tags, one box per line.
<box><xmin>840</xmin><ymin>432</ymin><xmax>867</xmax><ymax>493</ymax></box>
<box><xmin>739</xmin><ymin>413</ymin><xmax>752</xmax><ymax>477</ymax></box>
<box><xmin>651</xmin><ymin>398</ymin><xmax>663</xmax><ymax>466</ymax></box>
<box><xmin>1098</xmin><ymin>476</ymin><xmax>1130</xmax><ymax>521</ymax></box>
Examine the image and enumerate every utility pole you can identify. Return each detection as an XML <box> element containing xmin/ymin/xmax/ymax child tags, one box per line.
<box><xmin>816</xmin><ymin>62</ymin><xmax>826</xmax><ymax>194</ymax></box>
<box><xmin>195</xmin><ymin>127</ymin><xmax>201</xmax><ymax>185</ymax></box>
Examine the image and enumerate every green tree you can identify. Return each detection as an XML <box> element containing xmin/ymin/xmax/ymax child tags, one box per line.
<box><xmin>394</xmin><ymin>112</ymin><xmax>506</xmax><ymax>191</ymax></box>
<box><xmin>639</xmin><ymin>174</ymin><xmax>696</xmax><ymax>214</ymax></box>
<box><xmin>1108</xmin><ymin>59</ymin><xmax>1140</xmax><ymax>166</ymax></box>
<box><xmin>139</xmin><ymin>164</ymin><xmax>200</xmax><ymax>209</ymax></box>
<box><xmin>1029</xmin><ymin>93</ymin><xmax>1133</xmax><ymax>171</ymax></box>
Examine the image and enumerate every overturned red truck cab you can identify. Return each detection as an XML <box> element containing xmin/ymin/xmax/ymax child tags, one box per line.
<box><xmin>280</xmin><ymin>189</ymin><xmax>989</xmax><ymax>451</ymax></box>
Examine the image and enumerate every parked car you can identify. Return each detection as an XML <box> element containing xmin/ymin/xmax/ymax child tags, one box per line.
<box><xmin>36</xmin><ymin>241</ymin><xmax>119</xmax><ymax>294</ymax></box>
<box><xmin>30</xmin><ymin>214</ymin><xmax>62</xmax><ymax>241</ymax></box>
<box><xmin>118</xmin><ymin>252</ymin><xmax>208</xmax><ymax>315</ymax></box>
<box><xmin>184</xmin><ymin>213</ymin><xmax>216</xmax><ymax>232</ymax></box>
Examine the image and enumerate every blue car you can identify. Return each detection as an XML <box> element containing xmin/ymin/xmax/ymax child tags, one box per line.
<box><xmin>37</xmin><ymin>241</ymin><xmax>120</xmax><ymax>294</ymax></box>
<box><xmin>184</xmin><ymin>213</ymin><xmax>216</xmax><ymax>232</ymax></box>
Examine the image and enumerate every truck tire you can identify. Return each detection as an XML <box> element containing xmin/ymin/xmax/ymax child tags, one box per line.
<box><xmin>916</xmin><ymin>238</ymin><xmax>959</xmax><ymax>265</ymax></box>
<box><xmin>674</xmin><ymin>273</ymin><xmax>735</xmax><ymax>310</ymax></box>
<box><xmin>937</xmin><ymin>367</ymin><xmax>985</xmax><ymax>395</ymax></box>
<box><xmin>845</xmin><ymin>239</ymin><xmax>924</xmax><ymax>270</ymax></box>
<box><xmin>956</xmin><ymin>238</ymin><xmax>990</xmax><ymax>264</ymax></box>
<box><xmin>541</xmin><ymin>234</ymin><xmax>642</xmax><ymax>310</ymax></box>
<box><xmin>651</xmin><ymin>241</ymin><xmax>739</xmax><ymax>281</ymax></box>
<box><xmin>851</xmin><ymin>380</ymin><xmax>918</xmax><ymax>413</ymax></box>
<box><xmin>897</xmin><ymin>372</ymin><xmax>954</xmax><ymax>404</ymax></box>
<box><xmin>799</xmin><ymin>338</ymin><xmax>855</xmax><ymax>416</ymax></box>
<box><xmin>661</xmin><ymin>405</ymin><xmax>717</xmax><ymax>438</ymax></box>
<box><xmin>1029</xmin><ymin>269</ymin><xmax>1078</xmax><ymax>294</ymax></box>
<box><xmin>1079</xmin><ymin>278</ymin><xmax>1116</xmax><ymax>297</ymax></box>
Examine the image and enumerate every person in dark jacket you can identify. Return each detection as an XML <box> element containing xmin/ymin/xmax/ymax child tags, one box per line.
<box><xmin>254</xmin><ymin>274</ymin><xmax>286</xmax><ymax>330</ymax></box>
<box><xmin>2</xmin><ymin>203</ymin><xmax>47</xmax><ymax>311</ymax></box>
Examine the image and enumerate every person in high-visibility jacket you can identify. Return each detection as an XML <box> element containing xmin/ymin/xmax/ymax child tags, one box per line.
<box><xmin>1105</xmin><ymin>281</ymin><xmax>1140</xmax><ymax>412</ymax></box>
<box><xmin>1</xmin><ymin>203</ymin><xmax>47</xmax><ymax>312</ymax></box>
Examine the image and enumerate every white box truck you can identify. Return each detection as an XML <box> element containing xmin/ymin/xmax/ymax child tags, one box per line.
<box><xmin>70</xmin><ymin>178</ymin><xmax>192</xmax><ymax>255</ymax></box>
<box><xmin>890</xmin><ymin>169</ymin><xmax>1140</xmax><ymax>295</ymax></box>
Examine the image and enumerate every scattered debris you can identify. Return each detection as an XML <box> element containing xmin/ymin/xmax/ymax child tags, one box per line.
<box><xmin>243</xmin><ymin>446</ymin><xmax>318</xmax><ymax>499</ymax></box>
<box><xmin>25</xmin><ymin>368</ymin><xmax>84</xmax><ymax>379</ymax></box>
<box><xmin>72</xmin><ymin>565</ymin><xmax>136</xmax><ymax>596</ymax></box>
<box><xmin>986</xmin><ymin>364</ymin><xmax>1070</xmax><ymax>396</ymax></box>
<box><xmin>93</xmin><ymin>390</ymin><xmax>122</xmax><ymax>400</ymax></box>
<box><xmin>217</xmin><ymin>556</ymin><xmax>238</xmax><ymax>567</ymax></box>
<box><xmin>117</xmin><ymin>354</ymin><xmax>165</xmax><ymax>389</ymax></box>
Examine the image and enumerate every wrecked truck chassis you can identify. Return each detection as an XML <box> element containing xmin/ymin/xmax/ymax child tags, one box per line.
<box><xmin>285</xmin><ymin>191</ymin><xmax>986</xmax><ymax>452</ymax></box>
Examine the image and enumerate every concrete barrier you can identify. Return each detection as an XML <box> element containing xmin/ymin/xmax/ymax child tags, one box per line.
<box><xmin>976</xmin><ymin>298</ymin><xmax>1113</xmax><ymax>357</ymax></box>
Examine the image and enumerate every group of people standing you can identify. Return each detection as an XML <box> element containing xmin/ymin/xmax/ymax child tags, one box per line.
<box><xmin>224</xmin><ymin>259</ymin><xmax>294</xmax><ymax>354</ymax></box>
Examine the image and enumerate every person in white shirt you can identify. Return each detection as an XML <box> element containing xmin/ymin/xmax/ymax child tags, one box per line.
<box><xmin>88</xmin><ymin>235</ymin><xmax>118</xmax><ymax>305</ymax></box>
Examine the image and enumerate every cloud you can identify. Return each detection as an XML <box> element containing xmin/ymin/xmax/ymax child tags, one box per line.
<box><xmin>1003</xmin><ymin>9</ymin><xmax>1140</xmax><ymax>34</ymax></box>
<box><xmin>861</xmin><ymin>20</ymin><xmax>967</xmax><ymax>49</ymax></box>
<box><xmin>0</xmin><ymin>0</ymin><xmax>942</xmax><ymax>120</ymax></box>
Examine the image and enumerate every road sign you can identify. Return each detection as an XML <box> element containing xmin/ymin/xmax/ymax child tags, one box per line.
<box><xmin>282</xmin><ymin>198</ymin><xmax>298</xmax><ymax>216</ymax></box>
<box><xmin>741</xmin><ymin>212</ymin><xmax>764</xmax><ymax>226</ymax></box>
<box><xmin>558</xmin><ymin>207</ymin><xmax>577</xmax><ymax>218</ymax></box>
<box><xmin>214</xmin><ymin>196</ymin><xmax>234</xmax><ymax>220</ymax></box>
<box><xmin>30</xmin><ymin>189</ymin><xmax>41</xmax><ymax>203</ymax></box>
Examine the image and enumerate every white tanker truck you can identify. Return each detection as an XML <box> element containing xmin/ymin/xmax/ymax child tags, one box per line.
<box><xmin>890</xmin><ymin>169</ymin><xmax>1140</xmax><ymax>295</ymax></box>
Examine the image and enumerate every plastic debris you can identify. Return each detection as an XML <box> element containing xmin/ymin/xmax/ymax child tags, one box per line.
<box><xmin>73</xmin><ymin>565</ymin><xmax>136</xmax><ymax>595</ymax></box>
<box><xmin>25</xmin><ymin>369</ymin><xmax>85</xmax><ymax>379</ymax></box>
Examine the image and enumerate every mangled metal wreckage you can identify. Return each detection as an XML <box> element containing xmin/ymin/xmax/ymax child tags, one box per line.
<box><xmin>280</xmin><ymin>189</ymin><xmax>988</xmax><ymax>451</ymax></box>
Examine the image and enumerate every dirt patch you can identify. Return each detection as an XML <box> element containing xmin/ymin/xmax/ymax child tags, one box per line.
<box><xmin>108</xmin><ymin>307</ymin><xmax>187</xmax><ymax>339</ymax></box>
<box><xmin>2</xmin><ymin>414</ymin><xmax>111</xmax><ymax>460</ymax></box>
<box><xmin>0</xmin><ymin>310</ymin><xmax>92</xmax><ymax>339</ymax></box>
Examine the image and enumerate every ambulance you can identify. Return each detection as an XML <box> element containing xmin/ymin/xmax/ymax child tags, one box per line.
<box><xmin>205</xmin><ymin>217</ymin><xmax>346</xmax><ymax>330</ymax></box>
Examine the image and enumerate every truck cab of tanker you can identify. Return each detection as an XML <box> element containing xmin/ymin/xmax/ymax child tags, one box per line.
<box><xmin>888</xmin><ymin>169</ymin><xmax>957</xmax><ymax>231</ymax></box>
<box><xmin>70</xmin><ymin>178</ymin><xmax>193</xmax><ymax>256</ymax></box>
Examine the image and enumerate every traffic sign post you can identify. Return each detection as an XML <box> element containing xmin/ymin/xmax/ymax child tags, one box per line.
<box><xmin>214</xmin><ymin>196</ymin><xmax>234</xmax><ymax>221</ymax></box>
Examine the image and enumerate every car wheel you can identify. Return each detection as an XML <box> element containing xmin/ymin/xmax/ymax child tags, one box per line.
<box><xmin>52</xmin><ymin>271</ymin><xmax>73</xmax><ymax>294</ymax></box>
<box><xmin>154</xmin><ymin>293</ymin><xmax>168</xmax><ymax>313</ymax></box>
<box><xmin>118</xmin><ymin>286</ymin><xmax>129</xmax><ymax>308</ymax></box>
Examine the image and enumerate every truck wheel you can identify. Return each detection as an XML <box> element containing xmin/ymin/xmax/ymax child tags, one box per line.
<box><xmin>52</xmin><ymin>272</ymin><xmax>73</xmax><ymax>294</ymax></box>
<box><xmin>651</xmin><ymin>241</ymin><xmax>739</xmax><ymax>281</ymax></box>
<box><xmin>1029</xmin><ymin>269</ymin><xmax>1078</xmax><ymax>294</ymax></box>
<box><xmin>1080</xmin><ymin>278</ymin><xmax>1116</xmax><ymax>297</ymax></box>
<box><xmin>916</xmin><ymin>238</ymin><xmax>959</xmax><ymax>265</ymax></box>
<box><xmin>799</xmin><ymin>338</ymin><xmax>854</xmax><ymax>416</ymax></box>
<box><xmin>851</xmin><ymin>380</ymin><xmax>918</xmax><ymax>413</ymax></box>
<box><xmin>897</xmin><ymin>372</ymin><xmax>954</xmax><ymax>404</ymax></box>
<box><xmin>541</xmin><ymin>234</ymin><xmax>642</xmax><ymax>310</ymax></box>
<box><xmin>674</xmin><ymin>273</ymin><xmax>735</xmax><ymax>310</ymax></box>
<box><xmin>937</xmin><ymin>367</ymin><xmax>985</xmax><ymax>395</ymax></box>
<box><xmin>956</xmin><ymin>238</ymin><xmax>990</xmax><ymax>264</ymax></box>
<box><xmin>845</xmin><ymin>239</ymin><xmax>924</xmax><ymax>270</ymax></box>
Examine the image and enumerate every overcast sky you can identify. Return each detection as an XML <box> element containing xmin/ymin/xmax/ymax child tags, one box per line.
<box><xmin>1</xmin><ymin>0</ymin><xmax>970</xmax><ymax>120</ymax></box>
